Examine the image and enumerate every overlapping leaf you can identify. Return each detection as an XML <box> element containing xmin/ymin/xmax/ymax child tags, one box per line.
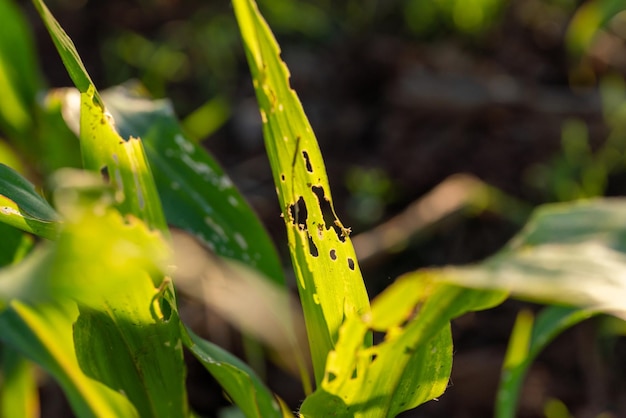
<box><xmin>98</xmin><ymin>83</ymin><xmax>285</xmax><ymax>284</ymax></box>
<box><xmin>0</xmin><ymin>163</ymin><xmax>60</xmax><ymax>239</ymax></box>
<box><xmin>233</xmin><ymin>0</ymin><xmax>370</xmax><ymax>382</ymax></box>
<box><xmin>184</xmin><ymin>328</ymin><xmax>293</xmax><ymax>418</ymax></box>
<box><xmin>443</xmin><ymin>199</ymin><xmax>626</xmax><ymax>319</ymax></box>
<box><xmin>300</xmin><ymin>273</ymin><xmax>506</xmax><ymax>417</ymax></box>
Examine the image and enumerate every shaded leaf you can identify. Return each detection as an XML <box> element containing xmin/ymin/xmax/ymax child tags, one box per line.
<box><xmin>496</xmin><ymin>307</ymin><xmax>594</xmax><ymax>418</ymax></box>
<box><xmin>0</xmin><ymin>0</ymin><xmax>42</xmax><ymax>138</ymax></box>
<box><xmin>0</xmin><ymin>346</ymin><xmax>39</xmax><ymax>418</ymax></box>
<box><xmin>99</xmin><ymin>83</ymin><xmax>285</xmax><ymax>284</ymax></box>
<box><xmin>233</xmin><ymin>0</ymin><xmax>370</xmax><ymax>382</ymax></box>
<box><xmin>0</xmin><ymin>163</ymin><xmax>59</xmax><ymax>239</ymax></box>
<box><xmin>184</xmin><ymin>328</ymin><xmax>293</xmax><ymax>418</ymax></box>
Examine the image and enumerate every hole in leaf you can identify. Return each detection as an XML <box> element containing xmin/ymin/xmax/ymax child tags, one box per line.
<box><xmin>327</xmin><ymin>372</ymin><xmax>337</xmax><ymax>383</ymax></box>
<box><xmin>311</xmin><ymin>185</ymin><xmax>347</xmax><ymax>242</ymax></box>
<box><xmin>289</xmin><ymin>196</ymin><xmax>308</xmax><ymax>230</ymax></box>
<box><xmin>100</xmin><ymin>166</ymin><xmax>110</xmax><ymax>182</ymax></box>
<box><xmin>308</xmin><ymin>235</ymin><xmax>319</xmax><ymax>257</ymax></box>
<box><xmin>330</xmin><ymin>249</ymin><xmax>337</xmax><ymax>260</ymax></box>
<box><xmin>302</xmin><ymin>150</ymin><xmax>313</xmax><ymax>173</ymax></box>
<box><xmin>280</xmin><ymin>173</ymin><xmax>285</xmax><ymax>182</ymax></box>
<box><xmin>347</xmin><ymin>258</ymin><xmax>355</xmax><ymax>270</ymax></box>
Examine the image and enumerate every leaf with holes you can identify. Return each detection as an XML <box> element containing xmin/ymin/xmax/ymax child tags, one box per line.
<box><xmin>300</xmin><ymin>272</ymin><xmax>506</xmax><ymax>417</ymax></box>
<box><xmin>233</xmin><ymin>0</ymin><xmax>370</xmax><ymax>383</ymax></box>
<box><xmin>33</xmin><ymin>0</ymin><xmax>166</xmax><ymax>233</ymax></box>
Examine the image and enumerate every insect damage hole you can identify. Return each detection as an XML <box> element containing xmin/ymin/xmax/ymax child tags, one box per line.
<box><xmin>311</xmin><ymin>185</ymin><xmax>349</xmax><ymax>242</ymax></box>
<box><xmin>347</xmin><ymin>257</ymin><xmax>355</xmax><ymax>270</ymax></box>
<box><xmin>308</xmin><ymin>235</ymin><xmax>319</xmax><ymax>257</ymax></box>
<box><xmin>288</xmin><ymin>196</ymin><xmax>308</xmax><ymax>230</ymax></box>
<box><xmin>302</xmin><ymin>150</ymin><xmax>313</xmax><ymax>173</ymax></box>
<box><xmin>100</xmin><ymin>166</ymin><xmax>110</xmax><ymax>182</ymax></box>
<box><xmin>330</xmin><ymin>249</ymin><xmax>337</xmax><ymax>260</ymax></box>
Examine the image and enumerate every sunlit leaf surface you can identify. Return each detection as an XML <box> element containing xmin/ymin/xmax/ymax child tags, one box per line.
<box><xmin>300</xmin><ymin>273</ymin><xmax>506</xmax><ymax>417</ymax></box>
<box><xmin>233</xmin><ymin>0</ymin><xmax>370</xmax><ymax>383</ymax></box>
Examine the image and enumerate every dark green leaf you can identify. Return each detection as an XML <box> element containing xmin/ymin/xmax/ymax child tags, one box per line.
<box><xmin>0</xmin><ymin>163</ymin><xmax>59</xmax><ymax>239</ymax></box>
<box><xmin>99</xmin><ymin>83</ymin><xmax>285</xmax><ymax>284</ymax></box>
<box><xmin>184</xmin><ymin>328</ymin><xmax>292</xmax><ymax>418</ymax></box>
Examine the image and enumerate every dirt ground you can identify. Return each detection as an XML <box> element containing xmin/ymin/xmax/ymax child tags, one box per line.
<box><xmin>26</xmin><ymin>0</ymin><xmax>626</xmax><ymax>416</ymax></box>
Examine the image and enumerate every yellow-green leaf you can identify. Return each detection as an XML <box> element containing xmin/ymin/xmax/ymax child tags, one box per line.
<box><xmin>233</xmin><ymin>0</ymin><xmax>370</xmax><ymax>383</ymax></box>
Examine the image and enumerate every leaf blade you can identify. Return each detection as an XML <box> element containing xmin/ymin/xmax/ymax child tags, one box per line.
<box><xmin>233</xmin><ymin>0</ymin><xmax>370</xmax><ymax>383</ymax></box>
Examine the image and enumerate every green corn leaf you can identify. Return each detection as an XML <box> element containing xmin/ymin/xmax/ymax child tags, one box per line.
<box><xmin>31</xmin><ymin>0</ymin><xmax>99</xmax><ymax>105</ymax></box>
<box><xmin>98</xmin><ymin>82</ymin><xmax>285</xmax><ymax>285</ymax></box>
<box><xmin>0</xmin><ymin>301</ymin><xmax>140</xmax><ymax>417</ymax></box>
<box><xmin>184</xmin><ymin>327</ymin><xmax>293</xmax><ymax>418</ymax></box>
<box><xmin>32</xmin><ymin>0</ymin><xmax>166</xmax><ymax>233</ymax></box>
<box><xmin>0</xmin><ymin>175</ymin><xmax>187</xmax><ymax>417</ymax></box>
<box><xmin>0</xmin><ymin>346</ymin><xmax>39</xmax><ymax>418</ymax></box>
<box><xmin>300</xmin><ymin>273</ymin><xmax>507</xmax><ymax>417</ymax></box>
<box><xmin>0</xmin><ymin>163</ymin><xmax>60</xmax><ymax>240</ymax></box>
<box><xmin>443</xmin><ymin>198</ymin><xmax>626</xmax><ymax>320</ymax></box>
<box><xmin>0</xmin><ymin>223</ymin><xmax>33</xmax><ymax>267</ymax></box>
<box><xmin>233</xmin><ymin>0</ymin><xmax>370</xmax><ymax>383</ymax></box>
<box><xmin>496</xmin><ymin>306</ymin><xmax>594</xmax><ymax>418</ymax></box>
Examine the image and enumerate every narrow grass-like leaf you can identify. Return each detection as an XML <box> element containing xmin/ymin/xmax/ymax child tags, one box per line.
<box><xmin>0</xmin><ymin>346</ymin><xmax>39</xmax><ymax>418</ymax></box>
<box><xmin>97</xmin><ymin>83</ymin><xmax>285</xmax><ymax>284</ymax></box>
<box><xmin>443</xmin><ymin>199</ymin><xmax>626</xmax><ymax>319</ymax></box>
<box><xmin>31</xmin><ymin>0</ymin><xmax>99</xmax><ymax>104</ymax></box>
<box><xmin>496</xmin><ymin>306</ymin><xmax>594</xmax><ymax>418</ymax></box>
<box><xmin>0</xmin><ymin>163</ymin><xmax>59</xmax><ymax>239</ymax></box>
<box><xmin>233</xmin><ymin>0</ymin><xmax>370</xmax><ymax>382</ymax></box>
<box><xmin>184</xmin><ymin>328</ymin><xmax>293</xmax><ymax>418</ymax></box>
<box><xmin>300</xmin><ymin>273</ymin><xmax>507</xmax><ymax>417</ymax></box>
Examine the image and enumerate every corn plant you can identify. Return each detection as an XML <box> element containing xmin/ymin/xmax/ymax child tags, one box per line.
<box><xmin>1</xmin><ymin>0</ymin><xmax>626</xmax><ymax>417</ymax></box>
